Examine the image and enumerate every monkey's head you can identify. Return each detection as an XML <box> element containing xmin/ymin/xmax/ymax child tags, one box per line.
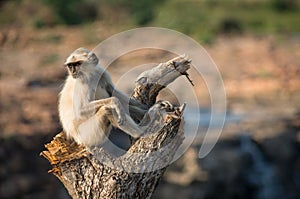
<box><xmin>64</xmin><ymin>47</ymin><xmax>99</xmax><ymax>79</ymax></box>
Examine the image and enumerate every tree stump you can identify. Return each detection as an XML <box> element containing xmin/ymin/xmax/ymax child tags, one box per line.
<box><xmin>41</xmin><ymin>55</ymin><xmax>192</xmax><ymax>198</ymax></box>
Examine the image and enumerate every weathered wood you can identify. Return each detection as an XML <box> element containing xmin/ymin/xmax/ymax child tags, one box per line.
<box><xmin>131</xmin><ymin>55</ymin><xmax>191</xmax><ymax>110</ymax></box>
<box><xmin>41</xmin><ymin>55</ymin><xmax>191</xmax><ymax>199</ymax></box>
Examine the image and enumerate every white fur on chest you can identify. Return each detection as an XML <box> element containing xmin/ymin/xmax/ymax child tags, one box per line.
<box><xmin>59</xmin><ymin>76</ymin><xmax>76</xmax><ymax>137</ymax></box>
<box><xmin>58</xmin><ymin>73</ymin><xmax>111</xmax><ymax>146</ymax></box>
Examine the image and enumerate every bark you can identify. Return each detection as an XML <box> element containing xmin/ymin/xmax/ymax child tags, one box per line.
<box><xmin>41</xmin><ymin>55</ymin><xmax>192</xmax><ymax>199</ymax></box>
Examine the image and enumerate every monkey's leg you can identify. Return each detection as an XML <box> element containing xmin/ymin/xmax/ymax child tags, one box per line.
<box><xmin>94</xmin><ymin>98</ymin><xmax>145</xmax><ymax>138</ymax></box>
<box><xmin>110</xmin><ymin>88</ymin><xmax>148</xmax><ymax>118</ymax></box>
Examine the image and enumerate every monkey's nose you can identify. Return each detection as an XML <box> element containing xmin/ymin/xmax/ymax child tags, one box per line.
<box><xmin>67</xmin><ymin>65</ymin><xmax>78</xmax><ymax>78</ymax></box>
<box><xmin>69</xmin><ymin>65</ymin><xmax>76</xmax><ymax>74</ymax></box>
<box><xmin>71</xmin><ymin>67</ymin><xmax>78</xmax><ymax>78</ymax></box>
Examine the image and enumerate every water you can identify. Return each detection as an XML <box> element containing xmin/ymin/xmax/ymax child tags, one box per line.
<box><xmin>183</xmin><ymin>107</ymin><xmax>242</xmax><ymax>137</ymax></box>
<box><xmin>239</xmin><ymin>135</ymin><xmax>283</xmax><ymax>199</ymax></box>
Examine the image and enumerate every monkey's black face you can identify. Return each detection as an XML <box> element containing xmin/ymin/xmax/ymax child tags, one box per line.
<box><xmin>64</xmin><ymin>47</ymin><xmax>100</xmax><ymax>79</ymax></box>
<box><xmin>66</xmin><ymin>61</ymin><xmax>82</xmax><ymax>78</ymax></box>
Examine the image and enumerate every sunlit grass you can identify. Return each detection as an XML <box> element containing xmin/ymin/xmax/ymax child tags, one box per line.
<box><xmin>152</xmin><ymin>0</ymin><xmax>300</xmax><ymax>43</ymax></box>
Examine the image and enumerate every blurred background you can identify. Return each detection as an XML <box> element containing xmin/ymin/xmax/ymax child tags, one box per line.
<box><xmin>0</xmin><ymin>0</ymin><xmax>300</xmax><ymax>198</ymax></box>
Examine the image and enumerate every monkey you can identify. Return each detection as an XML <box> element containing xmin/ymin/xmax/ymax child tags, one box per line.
<box><xmin>58</xmin><ymin>47</ymin><xmax>149</xmax><ymax>147</ymax></box>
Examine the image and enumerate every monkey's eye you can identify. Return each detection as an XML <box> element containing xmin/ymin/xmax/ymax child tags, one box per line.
<box><xmin>67</xmin><ymin>61</ymin><xmax>82</xmax><ymax>68</ymax></box>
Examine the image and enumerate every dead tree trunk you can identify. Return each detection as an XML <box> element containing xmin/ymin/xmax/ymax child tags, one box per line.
<box><xmin>41</xmin><ymin>55</ymin><xmax>192</xmax><ymax>199</ymax></box>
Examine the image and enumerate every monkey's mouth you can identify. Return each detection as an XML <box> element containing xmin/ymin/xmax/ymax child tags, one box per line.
<box><xmin>71</xmin><ymin>72</ymin><xmax>78</xmax><ymax>78</ymax></box>
<box><xmin>65</xmin><ymin>61</ymin><xmax>82</xmax><ymax>78</ymax></box>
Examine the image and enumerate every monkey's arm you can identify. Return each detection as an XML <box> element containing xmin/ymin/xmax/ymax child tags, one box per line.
<box><xmin>105</xmin><ymin>83</ymin><xmax>148</xmax><ymax>118</ymax></box>
<box><xmin>80</xmin><ymin>97</ymin><xmax>145</xmax><ymax>138</ymax></box>
<box><xmin>79</xmin><ymin>97</ymin><xmax>122</xmax><ymax>117</ymax></box>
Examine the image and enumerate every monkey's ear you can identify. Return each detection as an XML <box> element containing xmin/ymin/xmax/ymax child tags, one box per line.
<box><xmin>88</xmin><ymin>51</ymin><xmax>99</xmax><ymax>65</ymax></box>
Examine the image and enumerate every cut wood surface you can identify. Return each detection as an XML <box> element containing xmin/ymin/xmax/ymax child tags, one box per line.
<box><xmin>41</xmin><ymin>55</ymin><xmax>192</xmax><ymax>199</ymax></box>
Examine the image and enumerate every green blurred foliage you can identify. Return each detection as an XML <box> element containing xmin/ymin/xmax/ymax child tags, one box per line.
<box><xmin>153</xmin><ymin>0</ymin><xmax>300</xmax><ymax>43</ymax></box>
<box><xmin>41</xmin><ymin>0</ymin><xmax>98</xmax><ymax>25</ymax></box>
<box><xmin>105</xmin><ymin>0</ymin><xmax>165</xmax><ymax>25</ymax></box>
<box><xmin>270</xmin><ymin>0</ymin><xmax>298</xmax><ymax>12</ymax></box>
<box><xmin>0</xmin><ymin>0</ymin><xmax>299</xmax><ymax>43</ymax></box>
